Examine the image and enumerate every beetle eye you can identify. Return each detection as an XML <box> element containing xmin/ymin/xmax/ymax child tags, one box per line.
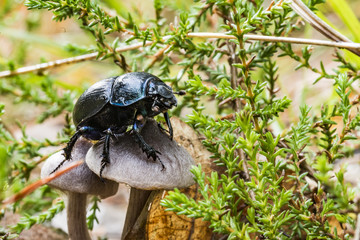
<box><xmin>147</xmin><ymin>82</ymin><xmax>156</xmax><ymax>95</ymax></box>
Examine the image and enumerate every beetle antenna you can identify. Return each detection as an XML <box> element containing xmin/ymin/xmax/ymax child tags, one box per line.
<box><xmin>173</xmin><ymin>90</ymin><xmax>186</xmax><ymax>96</ymax></box>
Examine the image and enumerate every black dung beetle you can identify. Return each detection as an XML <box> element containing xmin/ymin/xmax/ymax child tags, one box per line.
<box><xmin>52</xmin><ymin>72</ymin><xmax>184</xmax><ymax>178</ymax></box>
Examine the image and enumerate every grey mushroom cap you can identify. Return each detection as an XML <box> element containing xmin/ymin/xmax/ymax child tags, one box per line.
<box><xmin>41</xmin><ymin>138</ymin><xmax>119</xmax><ymax>198</ymax></box>
<box><xmin>85</xmin><ymin>119</ymin><xmax>196</xmax><ymax>190</ymax></box>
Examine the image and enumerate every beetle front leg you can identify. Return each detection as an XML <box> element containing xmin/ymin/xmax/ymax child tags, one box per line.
<box><xmin>132</xmin><ymin>116</ymin><xmax>164</xmax><ymax>169</ymax></box>
<box><xmin>164</xmin><ymin>112</ymin><xmax>173</xmax><ymax>140</ymax></box>
<box><xmin>156</xmin><ymin>112</ymin><xmax>173</xmax><ymax>140</ymax></box>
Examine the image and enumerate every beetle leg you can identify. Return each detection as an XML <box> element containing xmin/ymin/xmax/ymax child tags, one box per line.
<box><xmin>156</xmin><ymin>112</ymin><xmax>173</xmax><ymax>139</ymax></box>
<box><xmin>132</xmin><ymin>117</ymin><xmax>165</xmax><ymax>169</ymax></box>
<box><xmin>157</xmin><ymin>123</ymin><xmax>170</xmax><ymax>134</ymax></box>
<box><xmin>99</xmin><ymin>128</ymin><xmax>113</xmax><ymax>181</ymax></box>
<box><xmin>163</xmin><ymin>112</ymin><xmax>173</xmax><ymax>140</ymax></box>
<box><xmin>63</xmin><ymin>131</ymin><xmax>82</xmax><ymax>160</ymax></box>
<box><xmin>51</xmin><ymin>126</ymin><xmax>101</xmax><ymax>175</ymax></box>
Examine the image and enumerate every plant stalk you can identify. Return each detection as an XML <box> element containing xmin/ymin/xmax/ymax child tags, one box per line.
<box><xmin>67</xmin><ymin>192</ymin><xmax>91</xmax><ymax>240</ymax></box>
<box><xmin>122</xmin><ymin>188</ymin><xmax>154</xmax><ymax>240</ymax></box>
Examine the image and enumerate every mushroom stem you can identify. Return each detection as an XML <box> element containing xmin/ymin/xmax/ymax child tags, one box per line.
<box><xmin>122</xmin><ymin>188</ymin><xmax>154</xmax><ymax>240</ymax></box>
<box><xmin>67</xmin><ymin>192</ymin><xmax>91</xmax><ymax>240</ymax></box>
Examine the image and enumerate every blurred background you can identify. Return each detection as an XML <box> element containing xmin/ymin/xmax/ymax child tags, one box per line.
<box><xmin>0</xmin><ymin>0</ymin><xmax>359</xmax><ymax>239</ymax></box>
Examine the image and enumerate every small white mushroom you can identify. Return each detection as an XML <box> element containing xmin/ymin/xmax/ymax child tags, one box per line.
<box><xmin>85</xmin><ymin>118</ymin><xmax>196</xmax><ymax>190</ymax></box>
<box><xmin>41</xmin><ymin>138</ymin><xmax>119</xmax><ymax>240</ymax></box>
<box><xmin>85</xmin><ymin>118</ymin><xmax>196</xmax><ymax>239</ymax></box>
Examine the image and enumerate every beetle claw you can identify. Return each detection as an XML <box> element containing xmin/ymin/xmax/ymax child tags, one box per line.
<box><xmin>159</xmin><ymin>158</ymin><xmax>165</xmax><ymax>171</ymax></box>
<box><xmin>142</xmin><ymin>146</ymin><xmax>162</xmax><ymax>162</ymax></box>
<box><xmin>144</xmin><ymin>148</ymin><xmax>165</xmax><ymax>170</ymax></box>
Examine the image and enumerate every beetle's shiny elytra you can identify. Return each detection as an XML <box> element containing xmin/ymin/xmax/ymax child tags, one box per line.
<box><xmin>52</xmin><ymin>72</ymin><xmax>178</xmax><ymax>179</ymax></box>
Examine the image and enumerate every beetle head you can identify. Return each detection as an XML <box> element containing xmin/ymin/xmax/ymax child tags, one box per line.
<box><xmin>147</xmin><ymin>80</ymin><xmax>177</xmax><ymax>114</ymax></box>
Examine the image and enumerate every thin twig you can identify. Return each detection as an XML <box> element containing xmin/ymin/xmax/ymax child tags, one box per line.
<box><xmin>289</xmin><ymin>0</ymin><xmax>360</xmax><ymax>56</ymax></box>
<box><xmin>187</xmin><ymin>32</ymin><xmax>360</xmax><ymax>49</ymax></box>
<box><xmin>1</xmin><ymin>33</ymin><xmax>359</xmax><ymax>78</ymax></box>
<box><xmin>290</xmin><ymin>0</ymin><xmax>350</xmax><ymax>42</ymax></box>
<box><xmin>2</xmin><ymin>160</ymin><xmax>83</xmax><ymax>206</ymax></box>
<box><xmin>0</xmin><ymin>38</ymin><xmax>169</xmax><ymax>78</ymax></box>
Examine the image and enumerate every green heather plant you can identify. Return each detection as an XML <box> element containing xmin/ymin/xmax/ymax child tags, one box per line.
<box><xmin>1</xmin><ymin>0</ymin><xmax>360</xmax><ymax>239</ymax></box>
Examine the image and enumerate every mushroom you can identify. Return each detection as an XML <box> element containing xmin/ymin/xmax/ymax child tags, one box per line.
<box><xmin>41</xmin><ymin>138</ymin><xmax>119</xmax><ymax>240</ymax></box>
<box><xmin>85</xmin><ymin>118</ymin><xmax>195</xmax><ymax>239</ymax></box>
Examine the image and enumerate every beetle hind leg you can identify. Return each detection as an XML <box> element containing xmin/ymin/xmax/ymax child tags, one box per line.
<box><xmin>50</xmin><ymin>126</ymin><xmax>101</xmax><ymax>175</ymax></box>
<box><xmin>50</xmin><ymin>130</ymin><xmax>82</xmax><ymax>175</ymax></box>
<box><xmin>63</xmin><ymin>131</ymin><xmax>81</xmax><ymax>160</ymax></box>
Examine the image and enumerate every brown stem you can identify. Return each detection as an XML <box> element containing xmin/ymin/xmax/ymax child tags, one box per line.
<box><xmin>67</xmin><ymin>192</ymin><xmax>91</xmax><ymax>240</ymax></box>
<box><xmin>226</xmin><ymin>34</ymin><xmax>256</xmax><ymax>202</ymax></box>
<box><xmin>122</xmin><ymin>188</ymin><xmax>154</xmax><ymax>240</ymax></box>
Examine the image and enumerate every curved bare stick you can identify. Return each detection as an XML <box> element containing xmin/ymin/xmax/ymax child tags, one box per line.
<box><xmin>187</xmin><ymin>32</ymin><xmax>360</xmax><ymax>49</ymax></box>
<box><xmin>0</xmin><ymin>38</ymin><xmax>169</xmax><ymax>78</ymax></box>
<box><xmin>289</xmin><ymin>0</ymin><xmax>360</xmax><ymax>56</ymax></box>
<box><xmin>0</xmin><ymin>32</ymin><xmax>359</xmax><ymax>78</ymax></box>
